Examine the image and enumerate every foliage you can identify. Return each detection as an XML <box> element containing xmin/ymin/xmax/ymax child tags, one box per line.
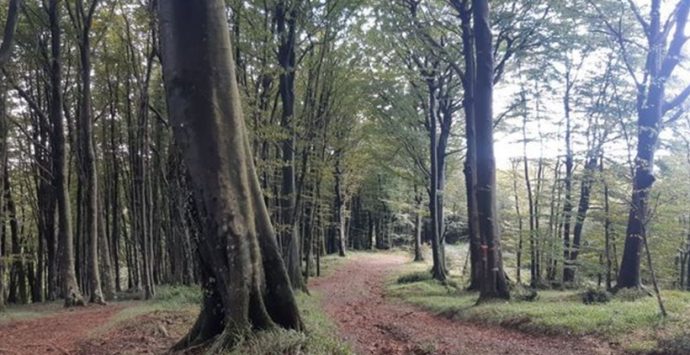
<box><xmin>397</xmin><ymin>271</ymin><xmax>434</xmax><ymax>284</ymax></box>
<box><xmin>581</xmin><ymin>287</ymin><xmax>612</xmax><ymax>305</ymax></box>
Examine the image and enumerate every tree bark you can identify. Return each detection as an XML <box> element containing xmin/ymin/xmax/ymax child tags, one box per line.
<box><xmin>618</xmin><ymin>0</ymin><xmax>690</xmax><ymax>289</ymax></box>
<box><xmin>49</xmin><ymin>0</ymin><xmax>83</xmax><ymax>307</ymax></box>
<box><xmin>561</xmin><ymin>70</ymin><xmax>574</xmax><ymax>285</ymax></box>
<box><xmin>159</xmin><ymin>1</ymin><xmax>303</xmax><ymax>350</ymax></box>
<box><xmin>275</xmin><ymin>0</ymin><xmax>304</xmax><ymax>291</ymax></box>
<box><xmin>511</xmin><ymin>160</ymin><xmax>524</xmax><ymax>284</ymax></box>
<box><xmin>73</xmin><ymin>0</ymin><xmax>104</xmax><ymax>304</ymax></box>
<box><xmin>413</xmin><ymin>186</ymin><xmax>424</xmax><ymax>262</ymax></box>
<box><xmin>456</xmin><ymin>0</ymin><xmax>481</xmax><ymax>291</ymax></box>
<box><xmin>473</xmin><ymin>0</ymin><xmax>509</xmax><ymax>300</ymax></box>
<box><xmin>334</xmin><ymin>151</ymin><xmax>347</xmax><ymax>257</ymax></box>
<box><xmin>563</xmin><ymin>156</ymin><xmax>598</xmax><ymax>284</ymax></box>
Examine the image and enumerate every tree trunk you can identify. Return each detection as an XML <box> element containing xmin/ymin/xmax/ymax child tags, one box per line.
<box><xmin>427</xmin><ymin>80</ymin><xmax>446</xmax><ymax>282</ymax></box>
<box><xmin>456</xmin><ymin>0</ymin><xmax>481</xmax><ymax>290</ymax></box>
<box><xmin>74</xmin><ymin>0</ymin><xmax>104</xmax><ymax>304</ymax></box>
<box><xmin>521</xmin><ymin>111</ymin><xmax>538</xmax><ymax>288</ymax></box>
<box><xmin>617</xmin><ymin>0</ymin><xmax>690</xmax><ymax>289</ymax></box>
<box><xmin>159</xmin><ymin>1</ymin><xmax>303</xmax><ymax>351</ymax></box>
<box><xmin>413</xmin><ymin>186</ymin><xmax>424</xmax><ymax>262</ymax></box>
<box><xmin>563</xmin><ymin>156</ymin><xmax>597</xmax><ymax>284</ymax></box>
<box><xmin>275</xmin><ymin>0</ymin><xmax>304</xmax><ymax>291</ymax></box>
<box><xmin>49</xmin><ymin>0</ymin><xmax>83</xmax><ymax>307</ymax></box>
<box><xmin>473</xmin><ymin>0</ymin><xmax>509</xmax><ymax>300</ymax></box>
<box><xmin>511</xmin><ymin>160</ymin><xmax>524</xmax><ymax>284</ymax></box>
<box><xmin>562</xmin><ymin>71</ymin><xmax>574</xmax><ymax>285</ymax></box>
<box><xmin>5</xmin><ymin>170</ymin><xmax>26</xmax><ymax>304</ymax></box>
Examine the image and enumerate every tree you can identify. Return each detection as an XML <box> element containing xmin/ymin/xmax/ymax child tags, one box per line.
<box><xmin>158</xmin><ymin>0</ymin><xmax>303</xmax><ymax>351</ymax></box>
<box><xmin>0</xmin><ymin>0</ymin><xmax>21</xmax><ymax>309</ymax></box>
<box><xmin>275</xmin><ymin>0</ymin><xmax>305</xmax><ymax>291</ymax></box>
<box><xmin>67</xmin><ymin>0</ymin><xmax>105</xmax><ymax>305</ymax></box>
<box><xmin>591</xmin><ymin>0</ymin><xmax>690</xmax><ymax>289</ymax></box>
<box><xmin>49</xmin><ymin>0</ymin><xmax>84</xmax><ymax>306</ymax></box>
<box><xmin>473</xmin><ymin>0</ymin><xmax>509</xmax><ymax>300</ymax></box>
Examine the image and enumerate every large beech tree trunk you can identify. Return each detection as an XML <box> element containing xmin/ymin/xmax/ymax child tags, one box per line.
<box><xmin>473</xmin><ymin>0</ymin><xmax>509</xmax><ymax>300</ymax></box>
<box><xmin>159</xmin><ymin>1</ymin><xmax>303</xmax><ymax>351</ymax></box>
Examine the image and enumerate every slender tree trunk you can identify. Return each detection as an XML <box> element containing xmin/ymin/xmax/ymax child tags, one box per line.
<box><xmin>413</xmin><ymin>186</ymin><xmax>424</xmax><ymax>262</ymax></box>
<box><xmin>49</xmin><ymin>0</ymin><xmax>83</xmax><ymax>307</ymax></box>
<box><xmin>275</xmin><ymin>0</ymin><xmax>304</xmax><ymax>291</ymax></box>
<box><xmin>564</xmin><ymin>156</ymin><xmax>598</xmax><ymax>284</ymax></box>
<box><xmin>5</xmin><ymin>170</ymin><xmax>26</xmax><ymax>304</ymax></box>
<box><xmin>562</xmin><ymin>74</ymin><xmax>574</xmax><ymax>285</ymax></box>
<box><xmin>511</xmin><ymin>160</ymin><xmax>524</xmax><ymax>284</ymax></box>
<box><xmin>74</xmin><ymin>0</ymin><xmax>104</xmax><ymax>304</ymax></box>
<box><xmin>427</xmin><ymin>80</ymin><xmax>446</xmax><ymax>281</ymax></box>
<box><xmin>334</xmin><ymin>151</ymin><xmax>346</xmax><ymax>257</ymax></box>
<box><xmin>522</xmin><ymin>112</ymin><xmax>538</xmax><ymax>288</ymax></box>
<box><xmin>0</xmin><ymin>79</ymin><xmax>7</xmax><ymax>308</ymax></box>
<box><xmin>456</xmin><ymin>0</ymin><xmax>480</xmax><ymax>290</ymax></box>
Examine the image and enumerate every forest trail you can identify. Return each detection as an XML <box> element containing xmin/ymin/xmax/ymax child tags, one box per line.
<box><xmin>0</xmin><ymin>303</ymin><xmax>125</xmax><ymax>354</ymax></box>
<box><xmin>311</xmin><ymin>253</ymin><xmax>616</xmax><ymax>355</ymax></box>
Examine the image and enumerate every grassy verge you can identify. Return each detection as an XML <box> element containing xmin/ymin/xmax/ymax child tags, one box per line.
<box><xmin>85</xmin><ymin>284</ymin><xmax>350</xmax><ymax>354</ymax></box>
<box><xmin>389</xmin><ymin>261</ymin><xmax>690</xmax><ymax>354</ymax></box>
<box><xmin>230</xmin><ymin>252</ymin><xmax>354</xmax><ymax>354</ymax></box>
<box><xmin>0</xmin><ymin>301</ymin><xmax>65</xmax><ymax>324</ymax></box>
<box><xmin>229</xmin><ymin>292</ymin><xmax>352</xmax><ymax>355</ymax></box>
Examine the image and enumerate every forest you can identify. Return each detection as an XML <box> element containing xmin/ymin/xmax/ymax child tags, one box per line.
<box><xmin>1</xmin><ymin>0</ymin><xmax>690</xmax><ymax>354</ymax></box>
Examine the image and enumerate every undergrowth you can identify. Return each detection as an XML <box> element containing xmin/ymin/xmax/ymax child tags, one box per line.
<box><xmin>389</xmin><ymin>263</ymin><xmax>690</xmax><ymax>354</ymax></box>
<box><xmin>229</xmin><ymin>292</ymin><xmax>352</xmax><ymax>355</ymax></box>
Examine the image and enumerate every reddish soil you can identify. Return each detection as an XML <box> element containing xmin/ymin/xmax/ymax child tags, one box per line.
<box><xmin>0</xmin><ymin>303</ymin><xmax>124</xmax><ymax>354</ymax></box>
<box><xmin>310</xmin><ymin>253</ymin><xmax>617</xmax><ymax>355</ymax></box>
<box><xmin>0</xmin><ymin>254</ymin><xmax>618</xmax><ymax>355</ymax></box>
<box><xmin>76</xmin><ymin>309</ymin><xmax>196</xmax><ymax>355</ymax></box>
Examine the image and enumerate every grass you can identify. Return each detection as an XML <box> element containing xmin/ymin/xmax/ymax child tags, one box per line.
<box><xmin>76</xmin><ymin>283</ymin><xmax>350</xmax><ymax>354</ymax></box>
<box><xmin>230</xmin><ymin>292</ymin><xmax>352</xmax><ymax>355</ymax></box>
<box><xmin>84</xmin><ymin>285</ymin><xmax>202</xmax><ymax>338</ymax></box>
<box><xmin>0</xmin><ymin>301</ymin><xmax>65</xmax><ymax>324</ymax></box>
<box><xmin>230</xmin><ymin>252</ymin><xmax>354</xmax><ymax>354</ymax></box>
<box><xmin>388</xmin><ymin>261</ymin><xmax>690</xmax><ymax>353</ymax></box>
<box><xmin>0</xmin><ymin>255</ymin><xmax>352</xmax><ymax>354</ymax></box>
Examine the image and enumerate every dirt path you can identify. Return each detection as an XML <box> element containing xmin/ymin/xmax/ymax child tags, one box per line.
<box><xmin>310</xmin><ymin>253</ymin><xmax>615</xmax><ymax>355</ymax></box>
<box><xmin>0</xmin><ymin>304</ymin><xmax>125</xmax><ymax>354</ymax></box>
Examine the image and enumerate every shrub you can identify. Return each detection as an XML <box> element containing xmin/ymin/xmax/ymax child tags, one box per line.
<box><xmin>615</xmin><ymin>287</ymin><xmax>651</xmax><ymax>302</ymax></box>
<box><xmin>397</xmin><ymin>271</ymin><xmax>433</xmax><ymax>284</ymax></box>
<box><xmin>153</xmin><ymin>285</ymin><xmax>201</xmax><ymax>305</ymax></box>
<box><xmin>513</xmin><ymin>286</ymin><xmax>539</xmax><ymax>302</ymax></box>
<box><xmin>581</xmin><ymin>287</ymin><xmax>612</xmax><ymax>305</ymax></box>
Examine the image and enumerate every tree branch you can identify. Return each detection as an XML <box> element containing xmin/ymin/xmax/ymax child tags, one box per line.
<box><xmin>663</xmin><ymin>84</ymin><xmax>690</xmax><ymax>113</ymax></box>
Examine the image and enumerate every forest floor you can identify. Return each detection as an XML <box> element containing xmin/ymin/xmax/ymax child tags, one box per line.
<box><xmin>0</xmin><ymin>252</ymin><xmax>620</xmax><ymax>355</ymax></box>
<box><xmin>311</xmin><ymin>252</ymin><xmax>615</xmax><ymax>355</ymax></box>
<box><xmin>0</xmin><ymin>293</ymin><xmax>198</xmax><ymax>354</ymax></box>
